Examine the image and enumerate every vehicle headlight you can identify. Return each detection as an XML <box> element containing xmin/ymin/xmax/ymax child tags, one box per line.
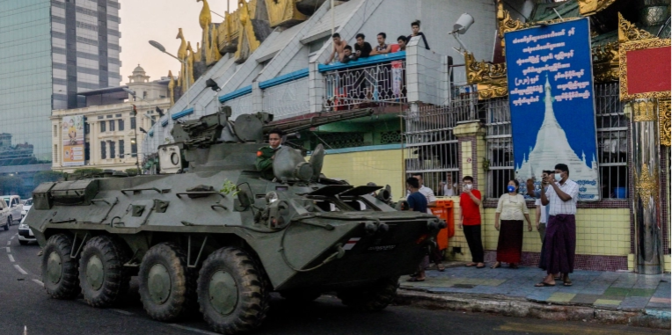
<box><xmin>19</xmin><ymin>223</ymin><xmax>27</xmax><ymax>229</ymax></box>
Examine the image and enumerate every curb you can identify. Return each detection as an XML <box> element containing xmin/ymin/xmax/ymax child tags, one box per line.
<box><xmin>394</xmin><ymin>289</ymin><xmax>670</xmax><ymax>330</ymax></box>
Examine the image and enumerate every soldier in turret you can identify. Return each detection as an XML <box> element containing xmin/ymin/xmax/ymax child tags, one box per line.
<box><xmin>256</xmin><ymin>129</ymin><xmax>283</xmax><ymax>180</ymax></box>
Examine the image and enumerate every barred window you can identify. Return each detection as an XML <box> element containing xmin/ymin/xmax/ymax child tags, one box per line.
<box><xmin>485</xmin><ymin>97</ymin><xmax>514</xmax><ymax>198</ymax></box>
<box><xmin>484</xmin><ymin>83</ymin><xmax>628</xmax><ymax>200</ymax></box>
<box><xmin>109</xmin><ymin>141</ymin><xmax>116</xmax><ymax>159</ymax></box>
<box><xmin>595</xmin><ymin>83</ymin><xmax>628</xmax><ymax>199</ymax></box>
<box><xmin>404</xmin><ymin>104</ymin><xmax>461</xmax><ymax>195</ymax></box>
<box><xmin>119</xmin><ymin>140</ymin><xmax>125</xmax><ymax>157</ymax></box>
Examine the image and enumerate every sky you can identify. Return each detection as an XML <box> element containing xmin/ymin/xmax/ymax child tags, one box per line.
<box><xmin>118</xmin><ymin>0</ymin><xmax>238</xmax><ymax>82</ymax></box>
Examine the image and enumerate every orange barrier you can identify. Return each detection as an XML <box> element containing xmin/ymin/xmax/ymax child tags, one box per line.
<box><xmin>430</xmin><ymin>199</ymin><xmax>455</xmax><ymax>251</ymax></box>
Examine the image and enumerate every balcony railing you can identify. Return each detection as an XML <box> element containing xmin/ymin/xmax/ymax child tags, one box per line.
<box><xmin>320</xmin><ymin>53</ymin><xmax>407</xmax><ymax>111</ymax></box>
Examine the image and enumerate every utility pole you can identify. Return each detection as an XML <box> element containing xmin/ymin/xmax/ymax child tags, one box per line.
<box><xmin>131</xmin><ymin>105</ymin><xmax>141</xmax><ymax>174</ymax></box>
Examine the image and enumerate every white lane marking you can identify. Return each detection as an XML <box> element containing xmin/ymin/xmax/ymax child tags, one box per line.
<box><xmin>168</xmin><ymin>324</ymin><xmax>221</xmax><ymax>335</ymax></box>
<box><xmin>5</xmin><ymin>247</ymin><xmax>10</xmax><ymax>253</ymax></box>
<box><xmin>10</xmin><ymin>236</ymin><xmax>15</xmax><ymax>240</ymax></box>
<box><xmin>32</xmin><ymin>279</ymin><xmax>44</xmax><ymax>287</ymax></box>
<box><xmin>8</xmin><ymin>254</ymin><xmax>14</xmax><ymax>262</ymax></box>
<box><xmin>110</xmin><ymin>309</ymin><xmax>134</xmax><ymax>316</ymax></box>
<box><xmin>14</xmin><ymin>264</ymin><xmax>27</xmax><ymax>275</ymax></box>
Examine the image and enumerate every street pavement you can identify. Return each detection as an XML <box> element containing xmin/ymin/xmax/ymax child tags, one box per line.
<box><xmin>400</xmin><ymin>262</ymin><xmax>671</xmax><ymax>312</ymax></box>
<box><xmin>0</xmin><ymin>224</ymin><xmax>667</xmax><ymax>335</ymax></box>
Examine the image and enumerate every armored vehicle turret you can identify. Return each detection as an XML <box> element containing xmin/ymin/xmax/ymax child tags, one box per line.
<box><xmin>27</xmin><ymin>107</ymin><xmax>443</xmax><ymax>334</ymax></box>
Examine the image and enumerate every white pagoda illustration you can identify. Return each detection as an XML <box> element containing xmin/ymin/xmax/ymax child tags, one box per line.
<box><xmin>515</xmin><ymin>76</ymin><xmax>599</xmax><ymax>199</ymax></box>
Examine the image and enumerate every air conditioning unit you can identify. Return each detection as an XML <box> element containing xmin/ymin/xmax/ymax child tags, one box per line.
<box><xmin>158</xmin><ymin>144</ymin><xmax>182</xmax><ymax>174</ymax></box>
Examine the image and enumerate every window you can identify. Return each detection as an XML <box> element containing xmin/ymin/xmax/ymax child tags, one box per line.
<box><xmin>595</xmin><ymin>83</ymin><xmax>628</xmax><ymax>199</ymax></box>
<box><xmin>484</xmin><ymin>83</ymin><xmax>628</xmax><ymax>199</ymax></box>
<box><xmin>109</xmin><ymin>120</ymin><xmax>115</xmax><ymax>131</ymax></box>
<box><xmin>109</xmin><ymin>141</ymin><xmax>116</xmax><ymax>159</ymax></box>
<box><xmin>85</xmin><ymin>123</ymin><xmax>90</xmax><ymax>135</ymax></box>
<box><xmin>485</xmin><ymin>97</ymin><xmax>514</xmax><ymax>198</ymax></box>
<box><xmin>118</xmin><ymin>119</ymin><xmax>124</xmax><ymax>131</ymax></box>
<box><xmin>119</xmin><ymin>140</ymin><xmax>124</xmax><ymax>157</ymax></box>
<box><xmin>130</xmin><ymin>116</ymin><xmax>136</xmax><ymax>130</ymax></box>
<box><xmin>85</xmin><ymin>142</ymin><xmax>90</xmax><ymax>161</ymax></box>
<box><xmin>100</xmin><ymin>141</ymin><xmax>107</xmax><ymax>159</ymax></box>
<box><xmin>100</xmin><ymin>121</ymin><xmax>106</xmax><ymax>132</ymax></box>
<box><xmin>131</xmin><ymin>142</ymin><xmax>137</xmax><ymax>155</ymax></box>
<box><xmin>53</xmin><ymin>125</ymin><xmax>58</xmax><ymax>138</ymax></box>
<box><xmin>54</xmin><ymin>145</ymin><xmax>58</xmax><ymax>163</ymax></box>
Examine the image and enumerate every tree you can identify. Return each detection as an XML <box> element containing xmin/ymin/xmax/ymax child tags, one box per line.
<box><xmin>71</xmin><ymin>168</ymin><xmax>104</xmax><ymax>180</ymax></box>
<box><xmin>125</xmin><ymin>168</ymin><xmax>141</xmax><ymax>176</ymax></box>
<box><xmin>33</xmin><ymin>171</ymin><xmax>65</xmax><ymax>186</ymax></box>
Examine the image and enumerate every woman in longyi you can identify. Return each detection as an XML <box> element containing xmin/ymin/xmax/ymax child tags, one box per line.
<box><xmin>492</xmin><ymin>179</ymin><xmax>532</xmax><ymax>269</ymax></box>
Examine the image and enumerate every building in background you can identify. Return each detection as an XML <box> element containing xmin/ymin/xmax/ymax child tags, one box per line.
<box><xmin>52</xmin><ymin>65</ymin><xmax>170</xmax><ymax>173</ymax></box>
<box><xmin>0</xmin><ymin>0</ymin><xmax>121</xmax><ymax>193</ymax></box>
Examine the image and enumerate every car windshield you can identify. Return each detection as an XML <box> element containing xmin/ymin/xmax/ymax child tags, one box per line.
<box><xmin>25</xmin><ymin>199</ymin><xmax>32</xmax><ymax>206</ymax></box>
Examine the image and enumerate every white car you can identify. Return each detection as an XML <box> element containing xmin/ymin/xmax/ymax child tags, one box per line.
<box><xmin>1</xmin><ymin>195</ymin><xmax>23</xmax><ymax>225</ymax></box>
<box><xmin>21</xmin><ymin>198</ymin><xmax>32</xmax><ymax>219</ymax></box>
<box><xmin>0</xmin><ymin>199</ymin><xmax>9</xmax><ymax>231</ymax></box>
<box><xmin>18</xmin><ymin>215</ymin><xmax>36</xmax><ymax>245</ymax></box>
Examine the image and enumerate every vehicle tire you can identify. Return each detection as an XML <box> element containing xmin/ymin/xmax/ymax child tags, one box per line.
<box><xmin>138</xmin><ymin>243</ymin><xmax>196</xmax><ymax>321</ymax></box>
<box><xmin>19</xmin><ymin>240</ymin><xmax>28</xmax><ymax>245</ymax></box>
<box><xmin>337</xmin><ymin>276</ymin><xmax>399</xmax><ymax>312</ymax></box>
<box><xmin>197</xmin><ymin>247</ymin><xmax>270</xmax><ymax>335</ymax></box>
<box><xmin>78</xmin><ymin>235</ymin><xmax>131</xmax><ymax>307</ymax></box>
<box><xmin>41</xmin><ymin>234</ymin><xmax>80</xmax><ymax>299</ymax></box>
<box><xmin>3</xmin><ymin>217</ymin><xmax>8</xmax><ymax>231</ymax></box>
<box><xmin>280</xmin><ymin>289</ymin><xmax>321</xmax><ymax>303</ymax></box>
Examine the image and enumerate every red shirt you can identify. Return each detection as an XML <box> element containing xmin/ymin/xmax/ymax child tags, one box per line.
<box><xmin>460</xmin><ymin>190</ymin><xmax>482</xmax><ymax>225</ymax></box>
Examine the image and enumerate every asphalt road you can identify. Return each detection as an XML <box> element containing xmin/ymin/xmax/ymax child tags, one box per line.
<box><xmin>0</xmin><ymin>224</ymin><xmax>666</xmax><ymax>335</ymax></box>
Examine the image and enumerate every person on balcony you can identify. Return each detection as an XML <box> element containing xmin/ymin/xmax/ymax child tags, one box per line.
<box><xmin>354</xmin><ymin>33</ymin><xmax>372</xmax><ymax>58</ymax></box>
<box><xmin>396</xmin><ymin>35</ymin><xmax>407</xmax><ymax>52</ymax></box>
<box><xmin>408</xmin><ymin>20</ymin><xmax>430</xmax><ymax>50</ymax></box>
<box><xmin>341</xmin><ymin>45</ymin><xmax>358</xmax><ymax>64</ymax></box>
<box><xmin>325</xmin><ymin>33</ymin><xmax>347</xmax><ymax>64</ymax></box>
<box><xmin>370</xmin><ymin>32</ymin><xmax>392</xmax><ymax>55</ymax></box>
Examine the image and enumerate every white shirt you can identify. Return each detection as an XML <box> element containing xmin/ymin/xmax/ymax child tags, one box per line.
<box><xmin>546</xmin><ymin>178</ymin><xmax>579</xmax><ymax>215</ymax></box>
<box><xmin>442</xmin><ymin>183</ymin><xmax>458</xmax><ymax>196</ymax></box>
<box><xmin>534</xmin><ymin>199</ymin><xmax>547</xmax><ymax>223</ymax></box>
<box><xmin>419</xmin><ymin>185</ymin><xmax>436</xmax><ymax>214</ymax></box>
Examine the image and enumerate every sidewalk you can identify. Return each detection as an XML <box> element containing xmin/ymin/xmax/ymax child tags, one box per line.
<box><xmin>396</xmin><ymin>262</ymin><xmax>670</xmax><ymax>329</ymax></box>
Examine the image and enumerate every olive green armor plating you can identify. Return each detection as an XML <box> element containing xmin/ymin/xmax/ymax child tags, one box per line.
<box><xmin>26</xmin><ymin>107</ymin><xmax>443</xmax><ymax>335</ymax></box>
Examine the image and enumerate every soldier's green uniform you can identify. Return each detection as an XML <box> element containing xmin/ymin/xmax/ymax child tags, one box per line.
<box><xmin>255</xmin><ymin>146</ymin><xmax>279</xmax><ymax>180</ymax></box>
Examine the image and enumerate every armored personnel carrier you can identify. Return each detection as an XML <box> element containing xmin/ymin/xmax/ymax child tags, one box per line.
<box><xmin>27</xmin><ymin>107</ymin><xmax>443</xmax><ymax>334</ymax></box>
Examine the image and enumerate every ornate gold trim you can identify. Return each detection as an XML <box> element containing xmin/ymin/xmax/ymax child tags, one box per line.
<box><xmin>464</xmin><ymin>52</ymin><xmax>508</xmax><ymax>100</ymax></box>
<box><xmin>631</xmin><ymin>99</ymin><xmax>658</xmax><ymax>122</ymax></box>
<box><xmin>592</xmin><ymin>41</ymin><xmax>619</xmax><ymax>83</ymax></box>
<box><xmin>579</xmin><ymin>0</ymin><xmax>617</xmax><ymax>16</ymax></box>
<box><xmin>618</xmin><ymin>37</ymin><xmax>671</xmax><ymax>100</ymax></box>
<box><xmin>618</xmin><ymin>12</ymin><xmax>655</xmax><ymax>43</ymax></box>
<box><xmin>266</xmin><ymin>0</ymin><xmax>307</xmax><ymax>28</ymax></box>
<box><xmin>235</xmin><ymin>0</ymin><xmax>261</xmax><ymax>63</ymax></box>
<box><xmin>635</xmin><ymin>163</ymin><xmax>659</xmax><ymax>203</ymax></box>
<box><xmin>660</xmin><ymin>99</ymin><xmax>671</xmax><ymax>146</ymax></box>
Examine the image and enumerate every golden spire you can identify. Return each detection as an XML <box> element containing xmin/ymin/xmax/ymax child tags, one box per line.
<box><xmin>176</xmin><ymin>28</ymin><xmax>188</xmax><ymax>89</ymax></box>
<box><xmin>167</xmin><ymin>70</ymin><xmax>175</xmax><ymax>106</ymax></box>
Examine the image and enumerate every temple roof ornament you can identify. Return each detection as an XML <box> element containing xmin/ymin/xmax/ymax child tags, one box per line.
<box><xmin>617</xmin><ymin>12</ymin><xmax>655</xmax><ymax>43</ymax></box>
<box><xmin>266</xmin><ymin>0</ymin><xmax>307</xmax><ymax>28</ymax></box>
<box><xmin>578</xmin><ymin>0</ymin><xmax>618</xmax><ymax>16</ymax></box>
<box><xmin>235</xmin><ymin>0</ymin><xmax>261</xmax><ymax>63</ymax></box>
<box><xmin>464</xmin><ymin>52</ymin><xmax>508</xmax><ymax>100</ymax></box>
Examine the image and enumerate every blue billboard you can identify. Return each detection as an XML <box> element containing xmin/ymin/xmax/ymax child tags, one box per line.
<box><xmin>505</xmin><ymin>18</ymin><xmax>599</xmax><ymax>200</ymax></box>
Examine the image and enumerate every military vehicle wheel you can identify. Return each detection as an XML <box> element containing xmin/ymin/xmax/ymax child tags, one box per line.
<box><xmin>197</xmin><ymin>247</ymin><xmax>270</xmax><ymax>334</ymax></box>
<box><xmin>41</xmin><ymin>234</ymin><xmax>79</xmax><ymax>299</ymax></box>
<box><xmin>139</xmin><ymin>243</ymin><xmax>194</xmax><ymax>321</ymax></box>
<box><xmin>78</xmin><ymin>235</ymin><xmax>130</xmax><ymax>307</ymax></box>
<box><xmin>337</xmin><ymin>276</ymin><xmax>399</xmax><ymax>312</ymax></box>
<box><xmin>279</xmin><ymin>290</ymin><xmax>321</xmax><ymax>303</ymax></box>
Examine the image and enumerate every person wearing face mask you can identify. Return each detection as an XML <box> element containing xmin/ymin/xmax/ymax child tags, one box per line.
<box><xmin>536</xmin><ymin>163</ymin><xmax>579</xmax><ymax>287</ymax></box>
<box><xmin>492</xmin><ymin>179</ymin><xmax>532</xmax><ymax>269</ymax></box>
<box><xmin>459</xmin><ymin>176</ymin><xmax>484</xmax><ymax>268</ymax></box>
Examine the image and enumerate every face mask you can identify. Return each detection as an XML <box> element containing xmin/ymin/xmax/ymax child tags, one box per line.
<box><xmin>554</xmin><ymin>173</ymin><xmax>562</xmax><ymax>181</ymax></box>
<box><xmin>507</xmin><ymin>185</ymin><xmax>516</xmax><ymax>193</ymax></box>
<box><xmin>464</xmin><ymin>184</ymin><xmax>472</xmax><ymax>190</ymax></box>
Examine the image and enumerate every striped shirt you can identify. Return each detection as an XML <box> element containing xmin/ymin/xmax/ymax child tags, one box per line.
<box><xmin>546</xmin><ymin>178</ymin><xmax>579</xmax><ymax>215</ymax></box>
